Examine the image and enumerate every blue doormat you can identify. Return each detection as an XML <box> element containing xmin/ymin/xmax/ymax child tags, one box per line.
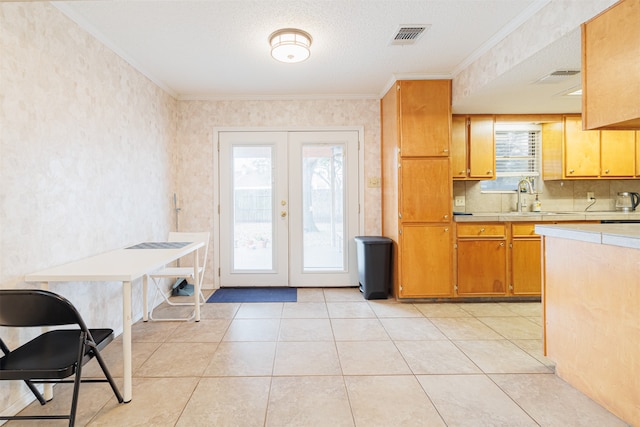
<box><xmin>206</xmin><ymin>287</ymin><xmax>297</xmax><ymax>303</ymax></box>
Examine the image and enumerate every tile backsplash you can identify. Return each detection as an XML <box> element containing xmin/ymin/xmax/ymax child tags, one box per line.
<box><xmin>454</xmin><ymin>179</ymin><xmax>640</xmax><ymax>213</ymax></box>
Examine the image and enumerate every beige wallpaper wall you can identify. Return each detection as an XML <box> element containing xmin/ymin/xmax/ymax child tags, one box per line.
<box><xmin>1</xmin><ymin>2</ymin><xmax>176</xmax><ymax>415</ymax></box>
<box><xmin>175</xmin><ymin>99</ymin><xmax>382</xmax><ymax>287</ymax></box>
<box><xmin>0</xmin><ymin>2</ymin><xmax>382</xmax><ymax>416</ymax></box>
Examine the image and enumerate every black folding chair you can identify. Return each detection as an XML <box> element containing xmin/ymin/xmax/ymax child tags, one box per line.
<box><xmin>0</xmin><ymin>289</ymin><xmax>124</xmax><ymax>426</ymax></box>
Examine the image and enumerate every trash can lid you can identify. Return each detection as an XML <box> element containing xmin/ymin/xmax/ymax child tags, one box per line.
<box><xmin>354</xmin><ymin>236</ymin><xmax>393</xmax><ymax>244</ymax></box>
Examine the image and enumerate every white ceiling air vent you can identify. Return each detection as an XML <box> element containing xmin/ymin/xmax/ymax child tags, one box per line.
<box><xmin>390</xmin><ymin>25</ymin><xmax>429</xmax><ymax>45</ymax></box>
<box><xmin>533</xmin><ymin>70</ymin><xmax>581</xmax><ymax>84</ymax></box>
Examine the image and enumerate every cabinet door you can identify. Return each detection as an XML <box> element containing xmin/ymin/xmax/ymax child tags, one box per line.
<box><xmin>511</xmin><ymin>239</ymin><xmax>541</xmax><ymax>295</ymax></box>
<box><xmin>400</xmin><ymin>225</ymin><xmax>452</xmax><ymax>297</ymax></box>
<box><xmin>541</xmin><ymin>121</ymin><xmax>564</xmax><ymax>180</ymax></box>
<box><xmin>468</xmin><ymin>116</ymin><xmax>495</xmax><ymax>179</ymax></box>
<box><xmin>457</xmin><ymin>239</ymin><xmax>507</xmax><ymax>295</ymax></box>
<box><xmin>398</xmin><ymin>80</ymin><xmax>451</xmax><ymax>157</ymax></box>
<box><xmin>564</xmin><ymin>116</ymin><xmax>600</xmax><ymax>177</ymax></box>
<box><xmin>637</xmin><ymin>131</ymin><xmax>640</xmax><ymax>176</ymax></box>
<box><xmin>600</xmin><ymin>130</ymin><xmax>635</xmax><ymax>177</ymax></box>
<box><xmin>451</xmin><ymin>115</ymin><xmax>468</xmax><ymax>179</ymax></box>
<box><xmin>400</xmin><ymin>158</ymin><xmax>451</xmax><ymax>222</ymax></box>
<box><xmin>582</xmin><ymin>0</ymin><xmax>640</xmax><ymax>130</ymax></box>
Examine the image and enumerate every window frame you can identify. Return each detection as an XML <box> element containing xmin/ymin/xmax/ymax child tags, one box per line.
<box><xmin>480</xmin><ymin>123</ymin><xmax>542</xmax><ymax>194</ymax></box>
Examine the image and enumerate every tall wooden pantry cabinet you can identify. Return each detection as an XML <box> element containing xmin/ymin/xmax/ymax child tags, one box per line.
<box><xmin>381</xmin><ymin>80</ymin><xmax>453</xmax><ymax>298</ymax></box>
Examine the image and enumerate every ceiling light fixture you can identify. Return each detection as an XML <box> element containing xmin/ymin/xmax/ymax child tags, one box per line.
<box><xmin>269</xmin><ymin>28</ymin><xmax>312</xmax><ymax>63</ymax></box>
<box><xmin>555</xmin><ymin>85</ymin><xmax>583</xmax><ymax>97</ymax></box>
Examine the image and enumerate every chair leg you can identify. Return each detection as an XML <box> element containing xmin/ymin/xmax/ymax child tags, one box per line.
<box><xmin>147</xmin><ymin>277</ymin><xmax>205</xmax><ymax>321</ymax></box>
<box><xmin>91</xmin><ymin>344</ymin><xmax>124</xmax><ymax>403</ymax></box>
<box><xmin>24</xmin><ymin>380</ymin><xmax>47</xmax><ymax>405</ymax></box>
<box><xmin>68</xmin><ymin>332</ymin><xmax>87</xmax><ymax>427</ymax></box>
<box><xmin>1</xmin><ymin>339</ymin><xmax>47</xmax><ymax>405</ymax></box>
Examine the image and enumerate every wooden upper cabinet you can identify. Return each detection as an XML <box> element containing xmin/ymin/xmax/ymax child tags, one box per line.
<box><xmin>451</xmin><ymin>115</ymin><xmax>468</xmax><ymax>179</ymax></box>
<box><xmin>601</xmin><ymin>130</ymin><xmax>636</xmax><ymax>177</ymax></box>
<box><xmin>564</xmin><ymin>115</ymin><xmax>600</xmax><ymax>177</ymax></box>
<box><xmin>468</xmin><ymin>116</ymin><xmax>495</xmax><ymax>179</ymax></box>
<box><xmin>582</xmin><ymin>0</ymin><xmax>640</xmax><ymax>130</ymax></box>
<box><xmin>541</xmin><ymin>121</ymin><xmax>564</xmax><ymax>180</ymax></box>
<box><xmin>451</xmin><ymin>115</ymin><xmax>495</xmax><ymax>180</ymax></box>
<box><xmin>543</xmin><ymin>116</ymin><xmax>638</xmax><ymax>179</ymax></box>
<box><xmin>398</xmin><ymin>80</ymin><xmax>451</xmax><ymax>157</ymax></box>
<box><xmin>400</xmin><ymin>158</ymin><xmax>451</xmax><ymax>223</ymax></box>
<box><xmin>637</xmin><ymin>131</ymin><xmax>640</xmax><ymax>176</ymax></box>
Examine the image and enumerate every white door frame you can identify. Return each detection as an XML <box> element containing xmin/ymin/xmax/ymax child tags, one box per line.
<box><xmin>211</xmin><ymin>126</ymin><xmax>365</xmax><ymax>289</ymax></box>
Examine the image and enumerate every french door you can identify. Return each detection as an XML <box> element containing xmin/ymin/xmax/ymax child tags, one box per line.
<box><xmin>218</xmin><ymin>130</ymin><xmax>359</xmax><ymax>287</ymax></box>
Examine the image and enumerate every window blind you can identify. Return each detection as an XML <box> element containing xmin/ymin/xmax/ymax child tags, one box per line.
<box><xmin>495</xmin><ymin>130</ymin><xmax>540</xmax><ymax>177</ymax></box>
<box><xmin>480</xmin><ymin>123</ymin><xmax>541</xmax><ymax>192</ymax></box>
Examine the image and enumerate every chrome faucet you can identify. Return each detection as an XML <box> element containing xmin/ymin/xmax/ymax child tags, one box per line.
<box><xmin>517</xmin><ymin>177</ymin><xmax>534</xmax><ymax>212</ymax></box>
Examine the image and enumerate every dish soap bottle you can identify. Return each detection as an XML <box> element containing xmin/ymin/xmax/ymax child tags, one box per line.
<box><xmin>533</xmin><ymin>194</ymin><xmax>542</xmax><ymax>212</ymax></box>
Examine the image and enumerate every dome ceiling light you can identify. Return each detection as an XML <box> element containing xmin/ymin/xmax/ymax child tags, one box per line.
<box><xmin>269</xmin><ymin>28</ymin><xmax>312</xmax><ymax>63</ymax></box>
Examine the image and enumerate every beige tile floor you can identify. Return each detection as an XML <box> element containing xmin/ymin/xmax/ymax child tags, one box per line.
<box><xmin>8</xmin><ymin>288</ymin><xmax>631</xmax><ymax>426</ymax></box>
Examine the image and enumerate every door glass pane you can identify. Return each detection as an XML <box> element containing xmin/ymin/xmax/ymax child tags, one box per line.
<box><xmin>232</xmin><ymin>146</ymin><xmax>273</xmax><ymax>271</ymax></box>
<box><xmin>302</xmin><ymin>144</ymin><xmax>345</xmax><ymax>271</ymax></box>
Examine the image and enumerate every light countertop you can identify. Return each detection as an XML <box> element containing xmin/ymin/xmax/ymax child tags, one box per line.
<box><xmin>535</xmin><ymin>223</ymin><xmax>640</xmax><ymax>249</ymax></box>
<box><xmin>453</xmin><ymin>211</ymin><xmax>640</xmax><ymax>223</ymax></box>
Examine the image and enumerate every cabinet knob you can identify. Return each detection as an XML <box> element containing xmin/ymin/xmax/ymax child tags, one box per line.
<box><xmin>459</xmin><ymin>171</ymin><xmax>466</xmax><ymax>175</ymax></box>
<box><xmin>443</xmin><ymin>214</ymin><xmax>449</xmax><ymax>219</ymax></box>
<box><xmin>480</xmin><ymin>228</ymin><xmax>485</xmax><ymax>232</ymax></box>
<box><xmin>444</xmin><ymin>228</ymin><xmax>449</xmax><ymax>232</ymax></box>
<box><xmin>442</xmin><ymin>149</ymin><xmax>449</xmax><ymax>153</ymax></box>
<box><xmin>499</xmin><ymin>242</ymin><xmax>505</xmax><ymax>247</ymax></box>
<box><xmin>487</xmin><ymin>170</ymin><xmax>492</xmax><ymax>175</ymax></box>
<box><xmin>569</xmin><ymin>169</ymin><xmax>575</xmax><ymax>174</ymax></box>
<box><xmin>604</xmin><ymin>169</ymin><xmax>610</xmax><ymax>174</ymax></box>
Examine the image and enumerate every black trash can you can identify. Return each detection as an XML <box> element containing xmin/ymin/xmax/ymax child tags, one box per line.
<box><xmin>354</xmin><ymin>236</ymin><xmax>392</xmax><ymax>300</ymax></box>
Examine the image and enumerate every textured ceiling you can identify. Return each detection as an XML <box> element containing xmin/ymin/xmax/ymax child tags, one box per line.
<box><xmin>54</xmin><ymin>0</ymin><xmax>616</xmax><ymax>113</ymax></box>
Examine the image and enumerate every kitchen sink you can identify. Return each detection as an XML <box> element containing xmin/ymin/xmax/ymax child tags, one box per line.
<box><xmin>466</xmin><ymin>211</ymin><xmax>579</xmax><ymax>217</ymax></box>
<box><xmin>499</xmin><ymin>211</ymin><xmax>574</xmax><ymax>216</ymax></box>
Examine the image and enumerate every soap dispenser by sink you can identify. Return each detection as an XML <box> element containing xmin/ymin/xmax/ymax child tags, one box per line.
<box><xmin>532</xmin><ymin>194</ymin><xmax>541</xmax><ymax>212</ymax></box>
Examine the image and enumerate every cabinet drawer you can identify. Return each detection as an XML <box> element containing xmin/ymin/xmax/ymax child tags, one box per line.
<box><xmin>456</xmin><ymin>223</ymin><xmax>505</xmax><ymax>238</ymax></box>
<box><xmin>512</xmin><ymin>223</ymin><xmax>539</xmax><ymax>237</ymax></box>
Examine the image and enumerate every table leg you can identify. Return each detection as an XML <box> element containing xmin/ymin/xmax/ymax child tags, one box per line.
<box><xmin>122</xmin><ymin>280</ymin><xmax>132</xmax><ymax>402</ymax></box>
<box><xmin>193</xmin><ymin>247</ymin><xmax>201</xmax><ymax>322</ymax></box>
<box><xmin>142</xmin><ymin>275</ymin><xmax>148</xmax><ymax>322</ymax></box>
<box><xmin>40</xmin><ymin>282</ymin><xmax>53</xmax><ymax>401</ymax></box>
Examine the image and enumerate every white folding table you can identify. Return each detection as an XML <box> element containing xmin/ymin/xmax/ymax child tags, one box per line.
<box><xmin>24</xmin><ymin>241</ymin><xmax>204</xmax><ymax>402</ymax></box>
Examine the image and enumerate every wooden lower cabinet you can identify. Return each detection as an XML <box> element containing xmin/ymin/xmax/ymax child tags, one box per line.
<box><xmin>455</xmin><ymin>223</ymin><xmax>507</xmax><ymax>296</ymax></box>
<box><xmin>510</xmin><ymin>223</ymin><xmax>541</xmax><ymax>295</ymax></box>
<box><xmin>399</xmin><ymin>224</ymin><xmax>452</xmax><ymax>298</ymax></box>
<box><xmin>456</xmin><ymin>239</ymin><xmax>507</xmax><ymax>296</ymax></box>
<box><xmin>511</xmin><ymin>239</ymin><xmax>541</xmax><ymax>295</ymax></box>
<box><xmin>454</xmin><ymin>221</ymin><xmax>598</xmax><ymax>298</ymax></box>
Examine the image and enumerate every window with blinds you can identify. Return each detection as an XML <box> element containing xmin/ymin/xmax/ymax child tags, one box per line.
<box><xmin>481</xmin><ymin>123</ymin><xmax>541</xmax><ymax>192</ymax></box>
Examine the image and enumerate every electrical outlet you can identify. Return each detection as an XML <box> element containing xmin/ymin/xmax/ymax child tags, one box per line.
<box><xmin>587</xmin><ymin>191</ymin><xmax>595</xmax><ymax>200</ymax></box>
<box><xmin>455</xmin><ymin>196</ymin><xmax>465</xmax><ymax>207</ymax></box>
